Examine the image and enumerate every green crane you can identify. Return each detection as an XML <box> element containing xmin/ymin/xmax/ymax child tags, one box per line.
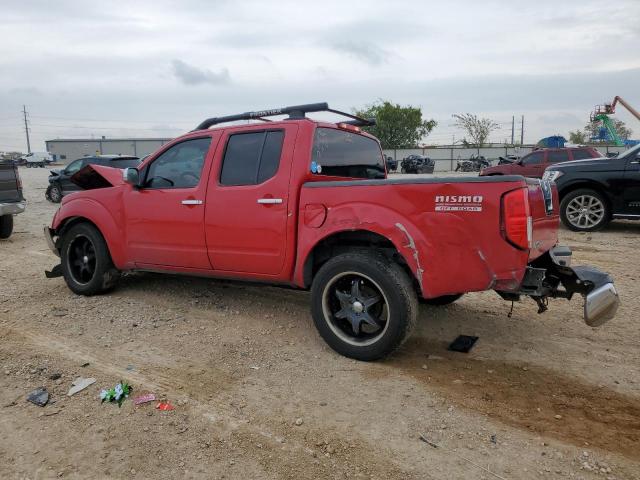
<box><xmin>591</xmin><ymin>113</ymin><xmax>624</xmax><ymax>146</ymax></box>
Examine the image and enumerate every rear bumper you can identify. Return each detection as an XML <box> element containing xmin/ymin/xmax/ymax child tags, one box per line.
<box><xmin>498</xmin><ymin>246</ymin><xmax>619</xmax><ymax>327</ymax></box>
<box><xmin>0</xmin><ymin>201</ymin><xmax>26</xmax><ymax>216</ymax></box>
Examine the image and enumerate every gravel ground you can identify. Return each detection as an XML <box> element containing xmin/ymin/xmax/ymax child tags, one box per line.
<box><xmin>1</xmin><ymin>166</ymin><xmax>639</xmax><ymax>479</ymax></box>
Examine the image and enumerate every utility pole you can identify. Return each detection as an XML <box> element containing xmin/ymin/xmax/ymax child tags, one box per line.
<box><xmin>22</xmin><ymin>105</ymin><xmax>31</xmax><ymax>154</ymax></box>
<box><xmin>520</xmin><ymin>115</ymin><xmax>524</xmax><ymax>145</ymax></box>
<box><xmin>511</xmin><ymin>116</ymin><xmax>515</xmax><ymax>145</ymax></box>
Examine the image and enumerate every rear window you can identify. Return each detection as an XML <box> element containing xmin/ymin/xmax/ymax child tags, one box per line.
<box><xmin>312</xmin><ymin>128</ymin><xmax>385</xmax><ymax>179</ymax></box>
<box><xmin>571</xmin><ymin>149</ymin><xmax>593</xmax><ymax>160</ymax></box>
<box><xmin>220</xmin><ymin>130</ymin><xmax>284</xmax><ymax>186</ymax></box>
<box><xmin>547</xmin><ymin>150</ymin><xmax>570</xmax><ymax>163</ymax></box>
<box><xmin>110</xmin><ymin>158</ymin><xmax>140</xmax><ymax>168</ymax></box>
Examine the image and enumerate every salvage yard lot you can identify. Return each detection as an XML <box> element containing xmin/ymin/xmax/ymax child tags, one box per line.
<box><xmin>1</xmin><ymin>167</ymin><xmax>639</xmax><ymax>479</ymax></box>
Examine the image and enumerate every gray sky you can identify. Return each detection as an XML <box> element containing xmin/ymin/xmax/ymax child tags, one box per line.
<box><xmin>1</xmin><ymin>0</ymin><xmax>639</xmax><ymax>151</ymax></box>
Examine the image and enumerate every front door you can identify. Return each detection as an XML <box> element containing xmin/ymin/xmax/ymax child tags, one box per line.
<box><xmin>205</xmin><ymin>124</ymin><xmax>297</xmax><ymax>275</ymax></box>
<box><xmin>124</xmin><ymin>136</ymin><xmax>216</xmax><ymax>269</ymax></box>
<box><xmin>622</xmin><ymin>152</ymin><xmax>640</xmax><ymax>216</ymax></box>
<box><xmin>517</xmin><ymin>150</ymin><xmax>546</xmax><ymax>178</ymax></box>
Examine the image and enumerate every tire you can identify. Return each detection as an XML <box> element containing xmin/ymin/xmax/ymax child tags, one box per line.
<box><xmin>560</xmin><ymin>188</ymin><xmax>610</xmax><ymax>232</ymax></box>
<box><xmin>310</xmin><ymin>251</ymin><xmax>418</xmax><ymax>361</ymax></box>
<box><xmin>46</xmin><ymin>184</ymin><xmax>62</xmax><ymax>203</ymax></box>
<box><xmin>400</xmin><ymin>167</ymin><xmax>406</xmax><ymax>174</ymax></box>
<box><xmin>0</xmin><ymin>215</ymin><xmax>13</xmax><ymax>239</ymax></box>
<box><xmin>420</xmin><ymin>293</ymin><xmax>463</xmax><ymax>306</ymax></box>
<box><xmin>60</xmin><ymin>222</ymin><xmax>120</xmax><ymax>295</ymax></box>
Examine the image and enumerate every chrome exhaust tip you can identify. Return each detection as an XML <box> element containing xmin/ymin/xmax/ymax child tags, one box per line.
<box><xmin>584</xmin><ymin>283</ymin><xmax>619</xmax><ymax>327</ymax></box>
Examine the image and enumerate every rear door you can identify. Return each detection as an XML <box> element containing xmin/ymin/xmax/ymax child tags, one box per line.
<box><xmin>205</xmin><ymin>124</ymin><xmax>297</xmax><ymax>275</ymax></box>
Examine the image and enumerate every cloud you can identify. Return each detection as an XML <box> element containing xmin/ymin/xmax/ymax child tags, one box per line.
<box><xmin>330</xmin><ymin>41</ymin><xmax>391</xmax><ymax>66</ymax></box>
<box><xmin>171</xmin><ymin>60</ymin><xmax>230</xmax><ymax>86</ymax></box>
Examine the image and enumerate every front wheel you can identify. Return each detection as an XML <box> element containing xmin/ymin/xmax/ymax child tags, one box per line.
<box><xmin>60</xmin><ymin>223</ymin><xmax>120</xmax><ymax>295</ymax></box>
<box><xmin>0</xmin><ymin>215</ymin><xmax>14</xmax><ymax>239</ymax></box>
<box><xmin>560</xmin><ymin>189</ymin><xmax>610</xmax><ymax>232</ymax></box>
<box><xmin>310</xmin><ymin>252</ymin><xmax>418</xmax><ymax>361</ymax></box>
<box><xmin>46</xmin><ymin>184</ymin><xmax>62</xmax><ymax>203</ymax></box>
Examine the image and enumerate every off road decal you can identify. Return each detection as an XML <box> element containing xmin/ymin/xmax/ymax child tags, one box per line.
<box><xmin>435</xmin><ymin>195</ymin><xmax>483</xmax><ymax>212</ymax></box>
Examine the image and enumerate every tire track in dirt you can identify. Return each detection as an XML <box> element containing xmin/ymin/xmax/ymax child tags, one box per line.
<box><xmin>0</xmin><ymin>324</ymin><xmax>425</xmax><ymax>480</ymax></box>
<box><xmin>367</xmin><ymin>338</ymin><xmax>640</xmax><ymax>460</ymax></box>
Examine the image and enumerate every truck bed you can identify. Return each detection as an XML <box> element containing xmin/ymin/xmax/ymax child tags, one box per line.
<box><xmin>297</xmin><ymin>175</ymin><xmax>559</xmax><ymax>298</ymax></box>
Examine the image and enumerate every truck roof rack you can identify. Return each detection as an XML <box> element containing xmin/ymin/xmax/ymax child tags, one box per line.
<box><xmin>193</xmin><ymin>102</ymin><xmax>375</xmax><ymax>131</ymax></box>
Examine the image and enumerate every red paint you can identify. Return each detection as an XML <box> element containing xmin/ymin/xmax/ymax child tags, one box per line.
<box><xmin>51</xmin><ymin>118</ymin><xmax>560</xmax><ymax>299</ymax></box>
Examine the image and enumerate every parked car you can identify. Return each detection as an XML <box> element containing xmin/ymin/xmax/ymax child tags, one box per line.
<box><xmin>45</xmin><ymin>155</ymin><xmax>140</xmax><ymax>203</ymax></box>
<box><xmin>480</xmin><ymin>147</ymin><xmax>601</xmax><ymax>178</ymax></box>
<box><xmin>385</xmin><ymin>155</ymin><xmax>397</xmax><ymax>172</ymax></box>
<box><xmin>455</xmin><ymin>154</ymin><xmax>490</xmax><ymax>172</ymax></box>
<box><xmin>0</xmin><ymin>160</ymin><xmax>25</xmax><ymax>239</ymax></box>
<box><xmin>400</xmin><ymin>154</ymin><xmax>435</xmax><ymax>174</ymax></box>
<box><xmin>23</xmin><ymin>151</ymin><xmax>53</xmax><ymax>168</ymax></box>
<box><xmin>44</xmin><ymin>102</ymin><xmax>619</xmax><ymax>361</ymax></box>
<box><xmin>544</xmin><ymin>143</ymin><xmax>640</xmax><ymax>231</ymax></box>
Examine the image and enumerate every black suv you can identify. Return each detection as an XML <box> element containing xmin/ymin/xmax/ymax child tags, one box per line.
<box><xmin>400</xmin><ymin>154</ymin><xmax>435</xmax><ymax>174</ymax></box>
<box><xmin>544</xmin><ymin>144</ymin><xmax>640</xmax><ymax>231</ymax></box>
<box><xmin>46</xmin><ymin>155</ymin><xmax>140</xmax><ymax>203</ymax></box>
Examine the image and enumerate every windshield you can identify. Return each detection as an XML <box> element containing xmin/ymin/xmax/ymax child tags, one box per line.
<box><xmin>620</xmin><ymin>143</ymin><xmax>640</xmax><ymax>158</ymax></box>
<box><xmin>312</xmin><ymin>127</ymin><xmax>385</xmax><ymax>179</ymax></box>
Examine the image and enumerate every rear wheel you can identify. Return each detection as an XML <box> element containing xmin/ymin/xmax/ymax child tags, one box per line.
<box><xmin>0</xmin><ymin>215</ymin><xmax>14</xmax><ymax>239</ymax></box>
<box><xmin>560</xmin><ymin>189</ymin><xmax>610</xmax><ymax>232</ymax></box>
<box><xmin>60</xmin><ymin>223</ymin><xmax>120</xmax><ymax>295</ymax></box>
<box><xmin>311</xmin><ymin>252</ymin><xmax>417</xmax><ymax>361</ymax></box>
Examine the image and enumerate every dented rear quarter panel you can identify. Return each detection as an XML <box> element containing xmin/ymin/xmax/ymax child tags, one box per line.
<box><xmin>296</xmin><ymin>177</ymin><xmax>544</xmax><ymax>298</ymax></box>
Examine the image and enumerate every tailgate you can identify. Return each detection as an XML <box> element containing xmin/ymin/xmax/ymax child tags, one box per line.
<box><xmin>527</xmin><ymin>178</ymin><xmax>559</xmax><ymax>261</ymax></box>
<box><xmin>0</xmin><ymin>163</ymin><xmax>22</xmax><ymax>203</ymax></box>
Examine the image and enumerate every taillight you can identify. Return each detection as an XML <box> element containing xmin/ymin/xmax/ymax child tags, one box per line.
<box><xmin>502</xmin><ymin>188</ymin><xmax>532</xmax><ymax>250</ymax></box>
<box><xmin>14</xmin><ymin>166</ymin><xmax>22</xmax><ymax>190</ymax></box>
<box><xmin>336</xmin><ymin>123</ymin><xmax>361</xmax><ymax>132</ymax></box>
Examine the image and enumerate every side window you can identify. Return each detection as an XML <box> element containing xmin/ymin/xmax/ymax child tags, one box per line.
<box><xmin>65</xmin><ymin>159</ymin><xmax>84</xmax><ymax>174</ymax></box>
<box><xmin>522</xmin><ymin>151</ymin><xmax>544</xmax><ymax>165</ymax></box>
<box><xmin>547</xmin><ymin>150</ymin><xmax>570</xmax><ymax>163</ymax></box>
<box><xmin>220</xmin><ymin>130</ymin><xmax>284</xmax><ymax>186</ymax></box>
<box><xmin>571</xmin><ymin>149</ymin><xmax>592</xmax><ymax>160</ymax></box>
<box><xmin>145</xmin><ymin>137</ymin><xmax>211</xmax><ymax>189</ymax></box>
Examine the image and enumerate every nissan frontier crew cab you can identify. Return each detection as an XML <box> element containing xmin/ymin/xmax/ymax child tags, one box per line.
<box><xmin>44</xmin><ymin>103</ymin><xmax>619</xmax><ymax>361</ymax></box>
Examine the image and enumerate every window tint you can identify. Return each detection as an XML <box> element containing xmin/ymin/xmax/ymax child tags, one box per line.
<box><xmin>522</xmin><ymin>151</ymin><xmax>544</xmax><ymax>165</ymax></box>
<box><xmin>220</xmin><ymin>130</ymin><xmax>284</xmax><ymax>186</ymax></box>
<box><xmin>111</xmin><ymin>158</ymin><xmax>140</xmax><ymax>168</ymax></box>
<box><xmin>547</xmin><ymin>150</ymin><xmax>570</xmax><ymax>163</ymax></box>
<box><xmin>65</xmin><ymin>159</ymin><xmax>84</xmax><ymax>174</ymax></box>
<box><xmin>145</xmin><ymin>138</ymin><xmax>211</xmax><ymax>189</ymax></box>
<box><xmin>312</xmin><ymin>128</ymin><xmax>384</xmax><ymax>179</ymax></box>
<box><xmin>571</xmin><ymin>149</ymin><xmax>593</xmax><ymax>160</ymax></box>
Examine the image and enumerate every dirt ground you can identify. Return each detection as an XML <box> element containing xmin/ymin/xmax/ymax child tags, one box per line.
<box><xmin>1</xmin><ymin>166</ymin><xmax>639</xmax><ymax>480</ymax></box>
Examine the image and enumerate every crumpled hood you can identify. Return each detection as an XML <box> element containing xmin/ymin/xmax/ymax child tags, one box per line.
<box><xmin>70</xmin><ymin>164</ymin><xmax>125</xmax><ymax>190</ymax></box>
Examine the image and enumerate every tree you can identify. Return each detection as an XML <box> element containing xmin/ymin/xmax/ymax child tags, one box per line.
<box><xmin>452</xmin><ymin>113</ymin><xmax>499</xmax><ymax>147</ymax></box>
<box><xmin>354</xmin><ymin>100</ymin><xmax>437</xmax><ymax>149</ymax></box>
<box><xmin>568</xmin><ymin>130</ymin><xmax>587</xmax><ymax>144</ymax></box>
<box><xmin>584</xmin><ymin>118</ymin><xmax>632</xmax><ymax>142</ymax></box>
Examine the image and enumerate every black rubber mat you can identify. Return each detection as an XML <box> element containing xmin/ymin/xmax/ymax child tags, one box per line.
<box><xmin>448</xmin><ymin>335</ymin><xmax>478</xmax><ymax>353</ymax></box>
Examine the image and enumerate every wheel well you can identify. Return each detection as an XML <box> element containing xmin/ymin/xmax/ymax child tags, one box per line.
<box><xmin>559</xmin><ymin>183</ymin><xmax>612</xmax><ymax>210</ymax></box>
<box><xmin>302</xmin><ymin>230</ymin><xmax>420</xmax><ymax>293</ymax></box>
<box><xmin>54</xmin><ymin>217</ymin><xmax>106</xmax><ymax>252</ymax></box>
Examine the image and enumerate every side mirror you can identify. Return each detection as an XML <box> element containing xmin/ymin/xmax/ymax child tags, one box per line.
<box><xmin>123</xmin><ymin>167</ymin><xmax>140</xmax><ymax>186</ymax></box>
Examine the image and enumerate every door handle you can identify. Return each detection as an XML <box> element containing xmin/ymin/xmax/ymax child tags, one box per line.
<box><xmin>181</xmin><ymin>199</ymin><xmax>203</xmax><ymax>205</ymax></box>
<box><xmin>257</xmin><ymin>198</ymin><xmax>283</xmax><ymax>204</ymax></box>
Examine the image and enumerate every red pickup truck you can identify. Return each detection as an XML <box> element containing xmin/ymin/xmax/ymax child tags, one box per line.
<box><xmin>44</xmin><ymin>103</ymin><xmax>619</xmax><ymax>360</ymax></box>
